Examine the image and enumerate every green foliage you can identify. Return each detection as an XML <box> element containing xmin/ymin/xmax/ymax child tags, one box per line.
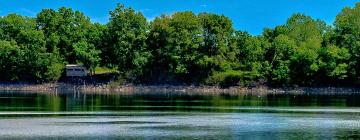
<box><xmin>237</xmin><ymin>36</ymin><xmax>269</xmax><ymax>79</ymax></box>
<box><xmin>197</xmin><ymin>13</ymin><xmax>236</xmax><ymax>73</ymax></box>
<box><xmin>285</xmin><ymin>14</ymin><xmax>324</xmax><ymax>85</ymax></box>
<box><xmin>206</xmin><ymin>70</ymin><xmax>258</xmax><ymax>87</ymax></box>
<box><xmin>0</xmin><ymin>14</ymin><xmax>64</xmax><ymax>82</ymax></box>
<box><xmin>262</xmin><ymin>13</ymin><xmax>330</xmax><ymax>86</ymax></box>
<box><xmin>0</xmin><ymin>40</ymin><xmax>23</xmax><ymax>81</ymax></box>
<box><xmin>95</xmin><ymin>67</ymin><xmax>118</xmax><ymax>74</ymax></box>
<box><xmin>266</xmin><ymin>34</ymin><xmax>296</xmax><ymax>85</ymax></box>
<box><xmin>206</xmin><ymin>70</ymin><xmax>243</xmax><ymax>87</ymax></box>
<box><xmin>146</xmin><ymin>12</ymin><xmax>237</xmax><ymax>84</ymax></box>
<box><xmin>36</xmin><ymin>7</ymin><xmax>94</xmax><ymax>63</ymax></box>
<box><xmin>334</xmin><ymin>3</ymin><xmax>360</xmax><ymax>80</ymax></box>
<box><xmin>43</xmin><ymin>55</ymin><xmax>64</xmax><ymax>81</ymax></box>
<box><xmin>320</xmin><ymin>45</ymin><xmax>350</xmax><ymax>80</ymax></box>
<box><xmin>1</xmin><ymin>2</ymin><xmax>360</xmax><ymax>87</ymax></box>
<box><xmin>0</xmin><ymin>39</ymin><xmax>64</xmax><ymax>82</ymax></box>
<box><xmin>104</xmin><ymin>4</ymin><xmax>150</xmax><ymax>81</ymax></box>
<box><xmin>73</xmin><ymin>40</ymin><xmax>101</xmax><ymax>74</ymax></box>
<box><xmin>147</xmin><ymin>12</ymin><xmax>204</xmax><ymax>83</ymax></box>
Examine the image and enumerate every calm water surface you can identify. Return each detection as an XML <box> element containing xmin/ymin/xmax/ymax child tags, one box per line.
<box><xmin>0</xmin><ymin>92</ymin><xmax>360</xmax><ymax>139</ymax></box>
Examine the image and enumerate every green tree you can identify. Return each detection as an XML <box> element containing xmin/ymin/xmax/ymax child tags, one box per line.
<box><xmin>237</xmin><ymin>36</ymin><xmax>269</xmax><ymax>80</ymax></box>
<box><xmin>197</xmin><ymin>13</ymin><xmax>240</xmax><ymax>85</ymax></box>
<box><xmin>264</xmin><ymin>14</ymin><xmax>326</xmax><ymax>86</ymax></box>
<box><xmin>0</xmin><ymin>14</ymin><xmax>64</xmax><ymax>82</ymax></box>
<box><xmin>0</xmin><ymin>40</ymin><xmax>23</xmax><ymax>81</ymax></box>
<box><xmin>73</xmin><ymin>40</ymin><xmax>101</xmax><ymax>75</ymax></box>
<box><xmin>1</xmin><ymin>2</ymin><xmax>360</xmax><ymax>86</ymax></box>
<box><xmin>36</xmin><ymin>7</ymin><xmax>94</xmax><ymax>63</ymax></box>
<box><xmin>147</xmin><ymin>15</ymin><xmax>172</xmax><ymax>82</ymax></box>
<box><xmin>319</xmin><ymin>45</ymin><xmax>350</xmax><ymax>82</ymax></box>
<box><xmin>198</xmin><ymin>13</ymin><xmax>236</xmax><ymax>72</ymax></box>
<box><xmin>266</xmin><ymin>34</ymin><xmax>296</xmax><ymax>85</ymax></box>
<box><xmin>334</xmin><ymin>3</ymin><xmax>360</xmax><ymax>81</ymax></box>
<box><xmin>147</xmin><ymin>12</ymin><xmax>203</xmax><ymax>83</ymax></box>
<box><xmin>105</xmin><ymin>4</ymin><xmax>150</xmax><ymax>81</ymax></box>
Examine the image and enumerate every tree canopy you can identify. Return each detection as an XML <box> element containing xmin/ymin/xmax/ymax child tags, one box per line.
<box><xmin>0</xmin><ymin>3</ymin><xmax>360</xmax><ymax>87</ymax></box>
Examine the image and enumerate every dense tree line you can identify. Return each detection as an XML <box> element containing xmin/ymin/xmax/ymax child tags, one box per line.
<box><xmin>0</xmin><ymin>3</ymin><xmax>359</xmax><ymax>87</ymax></box>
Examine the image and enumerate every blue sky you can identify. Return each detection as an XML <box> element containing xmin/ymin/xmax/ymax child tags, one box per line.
<box><xmin>0</xmin><ymin>0</ymin><xmax>358</xmax><ymax>35</ymax></box>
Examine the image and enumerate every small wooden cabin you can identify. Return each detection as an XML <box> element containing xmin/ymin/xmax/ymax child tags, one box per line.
<box><xmin>65</xmin><ymin>64</ymin><xmax>88</xmax><ymax>77</ymax></box>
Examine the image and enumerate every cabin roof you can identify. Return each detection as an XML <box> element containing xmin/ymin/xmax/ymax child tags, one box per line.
<box><xmin>66</xmin><ymin>64</ymin><xmax>83</xmax><ymax>67</ymax></box>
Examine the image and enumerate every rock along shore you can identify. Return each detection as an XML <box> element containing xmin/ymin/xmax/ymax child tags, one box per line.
<box><xmin>1</xmin><ymin>83</ymin><xmax>360</xmax><ymax>95</ymax></box>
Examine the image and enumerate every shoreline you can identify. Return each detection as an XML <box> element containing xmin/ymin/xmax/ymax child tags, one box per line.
<box><xmin>1</xmin><ymin>83</ymin><xmax>360</xmax><ymax>95</ymax></box>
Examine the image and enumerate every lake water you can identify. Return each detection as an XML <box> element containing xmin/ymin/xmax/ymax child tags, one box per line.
<box><xmin>0</xmin><ymin>92</ymin><xmax>360</xmax><ymax>139</ymax></box>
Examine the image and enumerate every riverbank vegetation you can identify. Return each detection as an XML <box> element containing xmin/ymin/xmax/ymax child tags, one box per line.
<box><xmin>0</xmin><ymin>3</ymin><xmax>359</xmax><ymax>87</ymax></box>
